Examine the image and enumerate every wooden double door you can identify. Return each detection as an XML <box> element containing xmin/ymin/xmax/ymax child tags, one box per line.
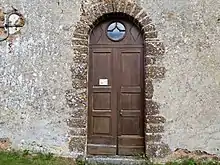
<box><xmin>88</xmin><ymin>19</ymin><xmax>145</xmax><ymax>156</ymax></box>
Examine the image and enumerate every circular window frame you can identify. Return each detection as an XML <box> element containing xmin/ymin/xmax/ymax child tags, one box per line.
<box><xmin>106</xmin><ymin>21</ymin><xmax>126</xmax><ymax>42</ymax></box>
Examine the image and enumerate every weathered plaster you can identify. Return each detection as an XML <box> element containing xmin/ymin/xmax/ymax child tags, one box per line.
<box><xmin>0</xmin><ymin>0</ymin><xmax>220</xmax><ymax>159</ymax></box>
<box><xmin>139</xmin><ymin>0</ymin><xmax>220</xmax><ymax>156</ymax></box>
<box><xmin>0</xmin><ymin>0</ymin><xmax>82</xmax><ymax>157</ymax></box>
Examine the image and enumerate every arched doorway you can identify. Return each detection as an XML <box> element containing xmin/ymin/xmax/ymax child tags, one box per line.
<box><xmin>87</xmin><ymin>18</ymin><xmax>145</xmax><ymax>156</ymax></box>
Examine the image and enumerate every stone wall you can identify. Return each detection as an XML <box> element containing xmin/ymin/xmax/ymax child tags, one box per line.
<box><xmin>0</xmin><ymin>0</ymin><xmax>82</xmax><ymax>157</ymax></box>
<box><xmin>0</xmin><ymin>0</ymin><xmax>220</xmax><ymax>159</ymax></box>
<box><xmin>141</xmin><ymin>0</ymin><xmax>220</xmax><ymax>155</ymax></box>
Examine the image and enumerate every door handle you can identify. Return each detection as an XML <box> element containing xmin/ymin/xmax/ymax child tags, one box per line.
<box><xmin>120</xmin><ymin>110</ymin><xmax>123</xmax><ymax>116</ymax></box>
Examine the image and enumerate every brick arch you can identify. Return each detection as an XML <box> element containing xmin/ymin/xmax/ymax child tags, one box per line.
<box><xmin>66</xmin><ymin>0</ymin><xmax>170</xmax><ymax>158</ymax></box>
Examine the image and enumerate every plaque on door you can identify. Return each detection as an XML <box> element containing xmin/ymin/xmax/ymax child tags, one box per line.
<box><xmin>99</xmin><ymin>79</ymin><xmax>108</xmax><ymax>86</ymax></box>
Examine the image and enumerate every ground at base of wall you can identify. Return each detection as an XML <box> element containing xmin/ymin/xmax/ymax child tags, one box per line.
<box><xmin>83</xmin><ymin>148</ymin><xmax>220</xmax><ymax>165</ymax></box>
<box><xmin>0</xmin><ymin>150</ymin><xmax>75</xmax><ymax>165</ymax></box>
<box><xmin>79</xmin><ymin>157</ymin><xmax>220</xmax><ymax>165</ymax></box>
<box><xmin>1</xmin><ymin>150</ymin><xmax>220</xmax><ymax>165</ymax></box>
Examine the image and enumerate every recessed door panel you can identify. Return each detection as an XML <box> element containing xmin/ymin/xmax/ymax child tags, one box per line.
<box><xmin>93</xmin><ymin>93</ymin><xmax>111</xmax><ymax>110</ymax></box>
<box><xmin>121</xmin><ymin>52</ymin><xmax>141</xmax><ymax>86</ymax></box>
<box><xmin>121</xmin><ymin>94</ymin><xmax>142</xmax><ymax>110</ymax></box>
<box><xmin>121</xmin><ymin>117</ymin><xmax>140</xmax><ymax>135</ymax></box>
<box><xmin>93</xmin><ymin>116</ymin><xmax>111</xmax><ymax>134</ymax></box>
<box><xmin>92</xmin><ymin>51</ymin><xmax>112</xmax><ymax>86</ymax></box>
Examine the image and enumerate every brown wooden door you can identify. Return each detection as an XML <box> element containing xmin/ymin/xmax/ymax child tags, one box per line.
<box><xmin>117</xmin><ymin>48</ymin><xmax>145</xmax><ymax>155</ymax></box>
<box><xmin>88</xmin><ymin>19</ymin><xmax>144</xmax><ymax>156</ymax></box>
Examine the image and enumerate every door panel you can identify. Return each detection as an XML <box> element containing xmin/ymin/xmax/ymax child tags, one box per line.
<box><xmin>121</xmin><ymin>117</ymin><xmax>140</xmax><ymax>135</ymax></box>
<box><xmin>119</xmin><ymin>136</ymin><xmax>144</xmax><ymax>146</ymax></box>
<box><xmin>117</xmin><ymin>48</ymin><xmax>144</xmax><ymax>155</ymax></box>
<box><xmin>93</xmin><ymin>51</ymin><xmax>112</xmax><ymax>86</ymax></box>
<box><xmin>93</xmin><ymin>93</ymin><xmax>111</xmax><ymax>110</ymax></box>
<box><xmin>118</xmin><ymin>146</ymin><xmax>145</xmax><ymax>155</ymax></box>
<box><xmin>88</xmin><ymin>145</ymin><xmax>117</xmax><ymax>155</ymax></box>
<box><xmin>121</xmin><ymin>52</ymin><xmax>141</xmax><ymax>86</ymax></box>
<box><xmin>88</xmin><ymin>48</ymin><xmax>117</xmax><ymax>155</ymax></box>
<box><xmin>121</xmin><ymin>94</ymin><xmax>142</xmax><ymax>110</ymax></box>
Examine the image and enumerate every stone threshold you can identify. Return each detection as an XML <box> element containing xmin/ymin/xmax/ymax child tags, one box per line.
<box><xmin>86</xmin><ymin>156</ymin><xmax>146</xmax><ymax>165</ymax></box>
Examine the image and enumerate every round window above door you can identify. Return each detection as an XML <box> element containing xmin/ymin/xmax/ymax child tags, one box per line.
<box><xmin>107</xmin><ymin>22</ymin><xmax>126</xmax><ymax>41</ymax></box>
<box><xmin>90</xmin><ymin>19</ymin><xmax>143</xmax><ymax>45</ymax></box>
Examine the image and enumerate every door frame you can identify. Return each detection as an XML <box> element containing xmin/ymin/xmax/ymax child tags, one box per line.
<box><xmin>68</xmin><ymin>4</ymin><xmax>167</xmax><ymax>157</ymax></box>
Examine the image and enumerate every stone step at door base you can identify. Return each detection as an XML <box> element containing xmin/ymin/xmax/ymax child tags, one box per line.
<box><xmin>86</xmin><ymin>156</ymin><xmax>147</xmax><ymax>165</ymax></box>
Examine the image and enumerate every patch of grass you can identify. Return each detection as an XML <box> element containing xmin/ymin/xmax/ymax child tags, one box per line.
<box><xmin>0</xmin><ymin>150</ymin><xmax>75</xmax><ymax>165</ymax></box>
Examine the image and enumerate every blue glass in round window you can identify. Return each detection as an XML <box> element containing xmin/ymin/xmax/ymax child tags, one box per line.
<box><xmin>107</xmin><ymin>22</ymin><xmax>126</xmax><ymax>41</ymax></box>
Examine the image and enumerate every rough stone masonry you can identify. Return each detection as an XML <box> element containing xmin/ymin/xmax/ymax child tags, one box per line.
<box><xmin>0</xmin><ymin>0</ymin><xmax>220</xmax><ymax>160</ymax></box>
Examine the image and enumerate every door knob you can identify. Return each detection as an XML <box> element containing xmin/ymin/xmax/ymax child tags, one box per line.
<box><xmin>120</xmin><ymin>110</ymin><xmax>123</xmax><ymax>115</ymax></box>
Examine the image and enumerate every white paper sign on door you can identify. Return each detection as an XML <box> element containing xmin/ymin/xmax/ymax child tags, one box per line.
<box><xmin>99</xmin><ymin>79</ymin><xmax>108</xmax><ymax>86</ymax></box>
